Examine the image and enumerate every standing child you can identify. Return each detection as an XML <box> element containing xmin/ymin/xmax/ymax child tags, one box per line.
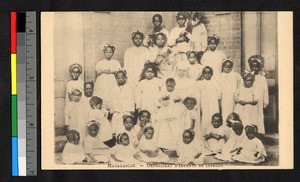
<box><xmin>186</xmin><ymin>51</ymin><xmax>203</xmax><ymax>80</ymax></box>
<box><xmin>201</xmin><ymin>35</ymin><xmax>226</xmax><ymax>79</ymax></box>
<box><xmin>88</xmin><ymin>96</ymin><xmax>112</xmax><ymax>144</ymax></box>
<box><xmin>198</xmin><ymin>66</ymin><xmax>221</xmax><ymax>133</ymax></box>
<box><xmin>218</xmin><ymin>58</ymin><xmax>243</xmax><ymax>120</ymax></box>
<box><xmin>62</xmin><ymin>130</ymin><xmax>86</xmax><ymax>164</ymax></box>
<box><xmin>137</xmin><ymin>126</ymin><xmax>170</xmax><ymax>163</ymax></box>
<box><xmin>135</xmin><ymin>63</ymin><xmax>162</xmax><ymax>123</ymax></box>
<box><xmin>176</xmin><ymin>130</ymin><xmax>204</xmax><ymax>165</ymax></box>
<box><xmin>204</xmin><ymin>113</ymin><xmax>227</xmax><ymax>155</ymax></box>
<box><xmin>124</xmin><ymin>31</ymin><xmax>150</xmax><ymax>86</ymax></box>
<box><xmin>81</xmin><ymin>81</ymin><xmax>94</xmax><ymax>119</ymax></box>
<box><xmin>144</xmin><ymin>14</ymin><xmax>169</xmax><ymax>47</ymax></box>
<box><xmin>84</xmin><ymin>122</ymin><xmax>111</xmax><ymax>163</ymax></box>
<box><xmin>232</xmin><ymin>125</ymin><xmax>267</xmax><ymax>164</ymax></box>
<box><xmin>94</xmin><ymin>44</ymin><xmax>121</xmax><ymax>109</ymax></box>
<box><xmin>248</xmin><ymin>55</ymin><xmax>269</xmax><ymax>134</ymax></box>
<box><xmin>109</xmin><ymin>70</ymin><xmax>135</xmax><ymax>135</ymax></box>
<box><xmin>234</xmin><ymin>72</ymin><xmax>259</xmax><ymax>128</ymax></box>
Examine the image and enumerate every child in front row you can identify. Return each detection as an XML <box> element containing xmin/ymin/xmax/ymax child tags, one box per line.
<box><xmin>84</xmin><ymin>122</ymin><xmax>110</xmax><ymax>163</ymax></box>
<box><xmin>117</xmin><ymin>115</ymin><xmax>139</xmax><ymax>148</ymax></box>
<box><xmin>62</xmin><ymin>130</ymin><xmax>86</xmax><ymax>164</ymax></box>
<box><xmin>137</xmin><ymin>126</ymin><xmax>170</xmax><ymax>163</ymax></box>
<box><xmin>176</xmin><ymin>130</ymin><xmax>204</xmax><ymax>165</ymax></box>
<box><xmin>204</xmin><ymin>113</ymin><xmax>227</xmax><ymax>155</ymax></box>
<box><xmin>232</xmin><ymin>125</ymin><xmax>267</xmax><ymax>164</ymax></box>
<box><xmin>134</xmin><ymin>110</ymin><xmax>152</xmax><ymax>140</ymax></box>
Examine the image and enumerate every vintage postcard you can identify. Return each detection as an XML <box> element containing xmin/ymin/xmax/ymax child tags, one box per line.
<box><xmin>41</xmin><ymin>11</ymin><xmax>293</xmax><ymax>169</ymax></box>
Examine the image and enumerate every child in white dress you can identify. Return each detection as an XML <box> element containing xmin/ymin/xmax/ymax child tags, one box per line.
<box><xmin>248</xmin><ymin>55</ymin><xmax>269</xmax><ymax>134</ymax></box>
<box><xmin>217</xmin><ymin>58</ymin><xmax>243</xmax><ymax>120</ymax></box>
<box><xmin>116</xmin><ymin>115</ymin><xmax>139</xmax><ymax>148</ymax></box>
<box><xmin>186</xmin><ymin>51</ymin><xmax>203</xmax><ymax>81</ymax></box>
<box><xmin>94</xmin><ymin>44</ymin><xmax>121</xmax><ymax>109</ymax></box>
<box><xmin>124</xmin><ymin>31</ymin><xmax>150</xmax><ymax>86</ymax></box>
<box><xmin>88</xmin><ymin>96</ymin><xmax>112</xmax><ymax>143</ymax></box>
<box><xmin>198</xmin><ymin>66</ymin><xmax>221</xmax><ymax>133</ymax></box>
<box><xmin>84</xmin><ymin>122</ymin><xmax>111</xmax><ymax>163</ymax></box>
<box><xmin>176</xmin><ymin>130</ymin><xmax>204</xmax><ymax>165</ymax></box>
<box><xmin>109</xmin><ymin>70</ymin><xmax>135</xmax><ymax>135</ymax></box>
<box><xmin>215</xmin><ymin>122</ymin><xmax>244</xmax><ymax>162</ymax></box>
<box><xmin>134</xmin><ymin>110</ymin><xmax>152</xmax><ymax>140</ymax></box>
<box><xmin>204</xmin><ymin>113</ymin><xmax>227</xmax><ymax>155</ymax></box>
<box><xmin>234</xmin><ymin>72</ymin><xmax>259</xmax><ymax>128</ymax></box>
<box><xmin>144</xmin><ymin>14</ymin><xmax>169</xmax><ymax>47</ymax></box>
<box><xmin>65</xmin><ymin>63</ymin><xmax>84</xmax><ymax>104</ymax></box>
<box><xmin>137</xmin><ymin>126</ymin><xmax>170</xmax><ymax>163</ymax></box>
<box><xmin>232</xmin><ymin>125</ymin><xmax>267</xmax><ymax>164</ymax></box>
<box><xmin>62</xmin><ymin>130</ymin><xmax>86</xmax><ymax>164</ymax></box>
<box><xmin>224</xmin><ymin>112</ymin><xmax>242</xmax><ymax>139</ymax></box>
<box><xmin>158</xmin><ymin>78</ymin><xmax>182</xmax><ymax>107</ymax></box>
<box><xmin>201</xmin><ymin>35</ymin><xmax>226</xmax><ymax>79</ymax></box>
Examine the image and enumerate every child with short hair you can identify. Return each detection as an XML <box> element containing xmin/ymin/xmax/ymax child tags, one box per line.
<box><xmin>224</xmin><ymin>112</ymin><xmax>242</xmax><ymax>139</ymax></box>
<box><xmin>186</xmin><ymin>51</ymin><xmax>203</xmax><ymax>80</ymax></box>
<box><xmin>215</xmin><ymin>122</ymin><xmax>245</xmax><ymax>161</ymax></box>
<box><xmin>144</xmin><ymin>14</ymin><xmax>169</xmax><ymax>47</ymax></box>
<box><xmin>137</xmin><ymin>126</ymin><xmax>170</xmax><ymax>163</ymax></box>
<box><xmin>88</xmin><ymin>96</ymin><xmax>112</xmax><ymax>143</ymax></box>
<box><xmin>176</xmin><ymin>130</ymin><xmax>204</xmax><ymax>165</ymax></box>
<box><xmin>94</xmin><ymin>44</ymin><xmax>121</xmax><ymax>109</ymax></box>
<box><xmin>201</xmin><ymin>35</ymin><xmax>226</xmax><ymax>79</ymax></box>
<box><xmin>117</xmin><ymin>115</ymin><xmax>139</xmax><ymax>148</ymax></box>
<box><xmin>109</xmin><ymin>70</ymin><xmax>135</xmax><ymax>135</ymax></box>
<box><xmin>81</xmin><ymin>81</ymin><xmax>94</xmax><ymax>119</ymax></box>
<box><xmin>217</xmin><ymin>58</ymin><xmax>243</xmax><ymax>120</ymax></box>
<box><xmin>158</xmin><ymin>78</ymin><xmax>182</xmax><ymax>108</ymax></box>
<box><xmin>134</xmin><ymin>110</ymin><xmax>152</xmax><ymax>140</ymax></box>
<box><xmin>232</xmin><ymin>125</ymin><xmax>267</xmax><ymax>164</ymax></box>
<box><xmin>62</xmin><ymin>130</ymin><xmax>86</xmax><ymax>164</ymax></box>
<box><xmin>234</xmin><ymin>72</ymin><xmax>259</xmax><ymax>128</ymax></box>
<box><xmin>65</xmin><ymin>63</ymin><xmax>84</xmax><ymax>104</ymax></box>
<box><xmin>204</xmin><ymin>113</ymin><xmax>227</xmax><ymax>155</ymax></box>
<box><xmin>198</xmin><ymin>66</ymin><xmax>221</xmax><ymax>133</ymax></box>
<box><xmin>83</xmin><ymin>122</ymin><xmax>110</xmax><ymax>163</ymax></box>
<box><xmin>124</xmin><ymin>31</ymin><xmax>150</xmax><ymax>86</ymax></box>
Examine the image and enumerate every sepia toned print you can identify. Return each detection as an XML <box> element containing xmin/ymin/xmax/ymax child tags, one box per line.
<box><xmin>41</xmin><ymin>11</ymin><xmax>293</xmax><ymax>169</ymax></box>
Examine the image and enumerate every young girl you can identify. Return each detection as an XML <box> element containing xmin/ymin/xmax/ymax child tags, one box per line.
<box><xmin>88</xmin><ymin>96</ymin><xmax>112</xmax><ymax>143</ymax></box>
<box><xmin>198</xmin><ymin>66</ymin><xmax>221</xmax><ymax>133</ymax></box>
<box><xmin>65</xmin><ymin>89</ymin><xmax>87</xmax><ymax>142</ymax></box>
<box><xmin>217</xmin><ymin>58</ymin><xmax>243</xmax><ymax>120</ymax></box>
<box><xmin>110</xmin><ymin>133</ymin><xmax>140</xmax><ymax>164</ymax></box>
<box><xmin>109</xmin><ymin>70</ymin><xmax>135</xmax><ymax>135</ymax></box>
<box><xmin>84</xmin><ymin>122</ymin><xmax>111</xmax><ymax>163</ymax></box>
<box><xmin>248</xmin><ymin>55</ymin><xmax>269</xmax><ymax>134</ymax></box>
<box><xmin>135</xmin><ymin>63</ymin><xmax>162</xmax><ymax>123</ymax></box>
<box><xmin>232</xmin><ymin>125</ymin><xmax>267</xmax><ymax>164</ymax></box>
<box><xmin>234</xmin><ymin>72</ymin><xmax>259</xmax><ymax>128</ymax></box>
<box><xmin>134</xmin><ymin>110</ymin><xmax>152</xmax><ymax>141</ymax></box>
<box><xmin>148</xmin><ymin>32</ymin><xmax>173</xmax><ymax>79</ymax></box>
<box><xmin>62</xmin><ymin>130</ymin><xmax>86</xmax><ymax>164</ymax></box>
<box><xmin>144</xmin><ymin>14</ymin><xmax>169</xmax><ymax>47</ymax></box>
<box><xmin>176</xmin><ymin>130</ymin><xmax>204</xmax><ymax>165</ymax></box>
<box><xmin>186</xmin><ymin>51</ymin><xmax>203</xmax><ymax>80</ymax></box>
<box><xmin>201</xmin><ymin>35</ymin><xmax>226</xmax><ymax>79</ymax></box>
<box><xmin>94</xmin><ymin>44</ymin><xmax>121</xmax><ymax>109</ymax></box>
<box><xmin>204</xmin><ymin>113</ymin><xmax>227</xmax><ymax>155</ymax></box>
<box><xmin>186</xmin><ymin>12</ymin><xmax>208</xmax><ymax>52</ymax></box>
<box><xmin>225</xmin><ymin>112</ymin><xmax>242</xmax><ymax>139</ymax></box>
<box><xmin>116</xmin><ymin>115</ymin><xmax>139</xmax><ymax>148</ymax></box>
<box><xmin>81</xmin><ymin>81</ymin><xmax>94</xmax><ymax>119</ymax></box>
<box><xmin>168</xmin><ymin>12</ymin><xmax>193</xmax><ymax>65</ymax></box>
<box><xmin>124</xmin><ymin>31</ymin><xmax>150</xmax><ymax>86</ymax></box>
<box><xmin>158</xmin><ymin>78</ymin><xmax>182</xmax><ymax>108</ymax></box>
<box><xmin>66</xmin><ymin>63</ymin><xmax>84</xmax><ymax>104</ymax></box>
<box><xmin>137</xmin><ymin>126</ymin><xmax>170</xmax><ymax>163</ymax></box>
<box><xmin>215</xmin><ymin>122</ymin><xmax>244</xmax><ymax>161</ymax></box>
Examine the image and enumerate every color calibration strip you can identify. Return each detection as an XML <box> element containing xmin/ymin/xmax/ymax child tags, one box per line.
<box><xmin>11</xmin><ymin>11</ymin><xmax>37</xmax><ymax>176</ymax></box>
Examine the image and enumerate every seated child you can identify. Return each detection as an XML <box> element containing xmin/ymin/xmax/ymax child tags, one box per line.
<box><xmin>62</xmin><ymin>130</ymin><xmax>86</xmax><ymax>164</ymax></box>
<box><xmin>225</xmin><ymin>112</ymin><xmax>242</xmax><ymax>139</ymax></box>
<box><xmin>117</xmin><ymin>115</ymin><xmax>139</xmax><ymax>148</ymax></box>
<box><xmin>176</xmin><ymin>130</ymin><xmax>204</xmax><ymax>165</ymax></box>
<box><xmin>83</xmin><ymin>122</ymin><xmax>110</xmax><ymax>163</ymax></box>
<box><xmin>204</xmin><ymin>113</ymin><xmax>227</xmax><ymax>155</ymax></box>
<box><xmin>215</xmin><ymin>122</ymin><xmax>244</xmax><ymax>162</ymax></box>
<box><xmin>137</xmin><ymin>126</ymin><xmax>170</xmax><ymax>163</ymax></box>
<box><xmin>134</xmin><ymin>110</ymin><xmax>152</xmax><ymax>140</ymax></box>
<box><xmin>232</xmin><ymin>125</ymin><xmax>267</xmax><ymax>164</ymax></box>
<box><xmin>110</xmin><ymin>133</ymin><xmax>141</xmax><ymax>164</ymax></box>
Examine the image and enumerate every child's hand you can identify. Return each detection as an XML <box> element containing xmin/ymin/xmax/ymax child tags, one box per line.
<box><xmin>254</xmin><ymin>151</ymin><xmax>259</xmax><ymax>158</ymax></box>
<box><xmin>237</xmin><ymin>147</ymin><xmax>243</xmax><ymax>154</ymax></box>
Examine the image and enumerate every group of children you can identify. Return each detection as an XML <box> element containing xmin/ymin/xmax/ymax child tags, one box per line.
<box><xmin>61</xmin><ymin>12</ymin><xmax>269</xmax><ymax>165</ymax></box>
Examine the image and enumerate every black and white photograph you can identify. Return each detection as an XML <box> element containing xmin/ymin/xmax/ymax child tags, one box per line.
<box><xmin>41</xmin><ymin>11</ymin><xmax>293</xmax><ymax>169</ymax></box>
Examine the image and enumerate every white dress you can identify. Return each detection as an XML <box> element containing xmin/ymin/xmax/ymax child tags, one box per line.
<box><xmin>198</xmin><ymin>79</ymin><xmax>221</xmax><ymax>133</ymax></box>
<box><xmin>201</xmin><ymin>50</ymin><xmax>225</xmax><ymax>79</ymax></box>
<box><xmin>110</xmin><ymin>144</ymin><xmax>140</xmax><ymax>164</ymax></box>
<box><xmin>62</xmin><ymin>142</ymin><xmax>85</xmax><ymax>164</ymax></box>
<box><xmin>173</xmin><ymin>76</ymin><xmax>198</xmax><ymax>101</ymax></box>
<box><xmin>84</xmin><ymin>135</ymin><xmax>110</xmax><ymax>163</ymax></box>
<box><xmin>88</xmin><ymin>109</ymin><xmax>112</xmax><ymax>142</ymax></box>
<box><xmin>94</xmin><ymin>59</ymin><xmax>121</xmax><ymax>108</ymax></box>
<box><xmin>217</xmin><ymin>71</ymin><xmax>243</xmax><ymax>119</ymax></box>
<box><xmin>116</xmin><ymin>127</ymin><xmax>139</xmax><ymax>148</ymax></box>
<box><xmin>253</xmin><ymin>74</ymin><xmax>269</xmax><ymax>134</ymax></box>
<box><xmin>109</xmin><ymin>84</ymin><xmax>135</xmax><ymax>133</ymax></box>
<box><xmin>204</xmin><ymin>125</ymin><xmax>227</xmax><ymax>154</ymax></box>
<box><xmin>143</xmin><ymin>27</ymin><xmax>169</xmax><ymax>47</ymax></box>
<box><xmin>186</xmin><ymin>23</ymin><xmax>208</xmax><ymax>52</ymax></box>
<box><xmin>124</xmin><ymin>46</ymin><xmax>150</xmax><ymax>86</ymax></box>
<box><xmin>65</xmin><ymin>79</ymin><xmax>84</xmax><ymax>119</ymax></box>
<box><xmin>178</xmin><ymin>108</ymin><xmax>201</xmax><ymax>142</ymax></box>
<box><xmin>188</xmin><ymin>63</ymin><xmax>203</xmax><ymax>81</ymax></box>
<box><xmin>176</xmin><ymin>140</ymin><xmax>204</xmax><ymax>165</ymax></box>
